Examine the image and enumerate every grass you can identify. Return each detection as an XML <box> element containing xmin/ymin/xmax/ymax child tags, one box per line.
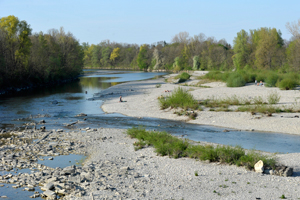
<box><xmin>267</xmin><ymin>91</ymin><xmax>281</xmax><ymax>104</ymax></box>
<box><xmin>159</xmin><ymin>87</ymin><xmax>199</xmax><ymax>111</ymax></box>
<box><xmin>127</xmin><ymin>127</ymin><xmax>277</xmax><ymax>170</ymax></box>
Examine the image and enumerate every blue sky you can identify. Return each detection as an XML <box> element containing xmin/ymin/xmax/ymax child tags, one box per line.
<box><xmin>1</xmin><ymin>0</ymin><xmax>299</xmax><ymax>45</ymax></box>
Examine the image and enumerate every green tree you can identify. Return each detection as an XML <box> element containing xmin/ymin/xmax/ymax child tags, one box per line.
<box><xmin>137</xmin><ymin>44</ymin><xmax>149</xmax><ymax>71</ymax></box>
<box><xmin>254</xmin><ymin>28</ymin><xmax>283</xmax><ymax>69</ymax></box>
<box><xmin>233</xmin><ymin>29</ymin><xmax>250</xmax><ymax>70</ymax></box>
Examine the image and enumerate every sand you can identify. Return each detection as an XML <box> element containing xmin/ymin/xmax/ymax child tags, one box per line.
<box><xmin>68</xmin><ymin>71</ymin><xmax>300</xmax><ymax>200</ymax></box>
<box><xmin>101</xmin><ymin>72</ymin><xmax>300</xmax><ymax>135</ymax></box>
<box><xmin>86</xmin><ymin>71</ymin><xmax>300</xmax><ymax>199</ymax></box>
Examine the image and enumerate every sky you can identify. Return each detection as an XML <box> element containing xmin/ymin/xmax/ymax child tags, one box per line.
<box><xmin>1</xmin><ymin>0</ymin><xmax>299</xmax><ymax>46</ymax></box>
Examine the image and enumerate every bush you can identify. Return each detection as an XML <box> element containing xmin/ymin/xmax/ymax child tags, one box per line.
<box><xmin>278</xmin><ymin>78</ymin><xmax>297</xmax><ymax>90</ymax></box>
<box><xmin>226</xmin><ymin>72</ymin><xmax>246</xmax><ymax>87</ymax></box>
<box><xmin>159</xmin><ymin>87</ymin><xmax>199</xmax><ymax>110</ymax></box>
<box><xmin>177</xmin><ymin>72</ymin><xmax>190</xmax><ymax>83</ymax></box>
<box><xmin>265</xmin><ymin>72</ymin><xmax>279</xmax><ymax>87</ymax></box>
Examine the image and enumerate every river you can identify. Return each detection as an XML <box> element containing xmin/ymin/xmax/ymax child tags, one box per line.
<box><xmin>1</xmin><ymin>69</ymin><xmax>300</xmax><ymax>154</ymax></box>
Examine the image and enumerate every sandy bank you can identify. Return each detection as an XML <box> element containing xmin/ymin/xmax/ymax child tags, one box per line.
<box><xmin>101</xmin><ymin>73</ymin><xmax>300</xmax><ymax>135</ymax></box>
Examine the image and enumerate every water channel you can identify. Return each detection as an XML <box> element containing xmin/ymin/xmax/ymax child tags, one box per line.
<box><xmin>1</xmin><ymin>69</ymin><xmax>300</xmax><ymax>199</ymax></box>
<box><xmin>1</xmin><ymin>69</ymin><xmax>300</xmax><ymax>154</ymax></box>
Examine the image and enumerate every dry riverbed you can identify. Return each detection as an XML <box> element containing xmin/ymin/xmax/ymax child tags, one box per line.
<box><xmin>1</xmin><ymin>126</ymin><xmax>300</xmax><ymax>200</ymax></box>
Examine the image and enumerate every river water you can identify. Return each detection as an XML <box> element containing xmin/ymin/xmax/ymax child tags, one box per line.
<box><xmin>1</xmin><ymin>69</ymin><xmax>300</xmax><ymax>154</ymax></box>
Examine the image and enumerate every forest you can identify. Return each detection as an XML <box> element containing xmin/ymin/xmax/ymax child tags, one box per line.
<box><xmin>83</xmin><ymin>26</ymin><xmax>300</xmax><ymax>73</ymax></box>
<box><xmin>1</xmin><ymin>15</ymin><xmax>300</xmax><ymax>90</ymax></box>
<box><xmin>0</xmin><ymin>15</ymin><xmax>83</xmax><ymax>90</ymax></box>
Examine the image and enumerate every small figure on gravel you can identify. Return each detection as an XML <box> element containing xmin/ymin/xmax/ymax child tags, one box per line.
<box><xmin>255</xmin><ymin>80</ymin><xmax>257</xmax><ymax>86</ymax></box>
<box><xmin>119</xmin><ymin>96</ymin><xmax>123</xmax><ymax>102</ymax></box>
<box><xmin>259</xmin><ymin>81</ymin><xmax>264</xmax><ymax>86</ymax></box>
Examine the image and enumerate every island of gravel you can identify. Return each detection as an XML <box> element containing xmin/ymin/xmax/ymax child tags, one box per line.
<box><xmin>1</xmin><ymin>71</ymin><xmax>300</xmax><ymax>199</ymax></box>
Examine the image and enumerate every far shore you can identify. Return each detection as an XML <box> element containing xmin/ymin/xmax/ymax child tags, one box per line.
<box><xmin>101</xmin><ymin>71</ymin><xmax>300</xmax><ymax>135</ymax></box>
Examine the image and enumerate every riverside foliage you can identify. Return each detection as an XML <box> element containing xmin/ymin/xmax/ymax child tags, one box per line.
<box><xmin>127</xmin><ymin>127</ymin><xmax>276</xmax><ymax>170</ymax></box>
<box><xmin>0</xmin><ymin>15</ymin><xmax>83</xmax><ymax>90</ymax></box>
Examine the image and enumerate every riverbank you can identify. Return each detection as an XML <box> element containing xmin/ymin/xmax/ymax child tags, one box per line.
<box><xmin>2</xmin><ymin>126</ymin><xmax>300</xmax><ymax>200</ymax></box>
<box><xmin>101</xmin><ymin>71</ymin><xmax>300</xmax><ymax>135</ymax></box>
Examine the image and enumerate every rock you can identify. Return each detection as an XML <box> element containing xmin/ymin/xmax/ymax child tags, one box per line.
<box><xmin>283</xmin><ymin>167</ymin><xmax>293</xmax><ymax>177</ymax></box>
<box><xmin>75</xmin><ymin>113</ymin><xmax>87</xmax><ymax>117</ymax></box>
<box><xmin>60</xmin><ymin>166</ymin><xmax>75</xmax><ymax>175</ymax></box>
<box><xmin>40</xmin><ymin>126</ymin><xmax>46</xmax><ymax>132</ymax></box>
<box><xmin>254</xmin><ymin>160</ymin><xmax>264</xmax><ymax>173</ymax></box>
<box><xmin>41</xmin><ymin>182</ymin><xmax>54</xmax><ymax>191</ymax></box>
<box><xmin>223</xmin><ymin>129</ymin><xmax>229</xmax><ymax>132</ymax></box>
<box><xmin>25</xmin><ymin>187</ymin><xmax>35</xmax><ymax>191</ymax></box>
<box><xmin>43</xmin><ymin>190</ymin><xmax>56</xmax><ymax>199</ymax></box>
<box><xmin>51</xmin><ymin>100</ymin><xmax>58</xmax><ymax>105</ymax></box>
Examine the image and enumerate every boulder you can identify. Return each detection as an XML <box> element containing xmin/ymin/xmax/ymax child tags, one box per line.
<box><xmin>283</xmin><ymin>167</ymin><xmax>293</xmax><ymax>177</ymax></box>
<box><xmin>41</xmin><ymin>182</ymin><xmax>54</xmax><ymax>191</ymax></box>
<box><xmin>254</xmin><ymin>160</ymin><xmax>264</xmax><ymax>173</ymax></box>
<box><xmin>43</xmin><ymin>190</ymin><xmax>56</xmax><ymax>199</ymax></box>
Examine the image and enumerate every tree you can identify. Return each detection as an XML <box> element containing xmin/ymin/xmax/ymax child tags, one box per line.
<box><xmin>0</xmin><ymin>15</ymin><xmax>32</xmax><ymax>70</ymax></box>
<box><xmin>254</xmin><ymin>28</ymin><xmax>283</xmax><ymax>69</ymax></box>
<box><xmin>233</xmin><ymin>29</ymin><xmax>250</xmax><ymax>70</ymax></box>
<box><xmin>172</xmin><ymin>31</ymin><xmax>190</xmax><ymax>44</ymax></box>
<box><xmin>286</xmin><ymin>19</ymin><xmax>300</xmax><ymax>41</ymax></box>
<box><xmin>137</xmin><ymin>44</ymin><xmax>149</xmax><ymax>71</ymax></box>
<box><xmin>110</xmin><ymin>47</ymin><xmax>120</xmax><ymax>62</ymax></box>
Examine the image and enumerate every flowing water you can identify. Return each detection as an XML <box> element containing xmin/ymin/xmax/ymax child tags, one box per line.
<box><xmin>1</xmin><ymin>69</ymin><xmax>300</xmax><ymax>199</ymax></box>
<box><xmin>1</xmin><ymin>69</ymin><xmax>300</xmax><ymax>154</ymax></box>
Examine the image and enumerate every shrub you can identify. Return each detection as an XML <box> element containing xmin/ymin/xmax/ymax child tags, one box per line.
<box><xmin>177</xmin><ymin>72</ymin><xmax>191</xmax><ymax>83</ymax></box>
<box><xmin>265</xmin><ymin>72</ymin><xmax>279</xmax><ymax>87</ymax></box>
<box><xmin>278</xmin><ymin>78</ymin><xmax>297</xmax><ymax>90</ymax></box>
<box><xmin>159</xmin><ymin>87</ymin><xmax>199</xmax><ymax>110</ymax></box>
<box><xmin>255</xmin><ymin>72</ymin><xmax>267</xmax><ymax>82</ymax></box>
<box><xmin>226</xmin><ymin>72</ymin><xmax>246</xmax><ymax>87</ymax></box>
<box><xmin>267</xmin><ymin>91</ymin><xmax>281</xmax><ymax>104</ymax></box>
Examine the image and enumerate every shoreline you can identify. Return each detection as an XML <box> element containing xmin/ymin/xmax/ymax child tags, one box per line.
<box><xmin>2</xmin><ymin>72</ymin><xmax>300</xmax><ymax>199</ymax></box>
<box><xmin>100</xmin><ymin>73</ymin><xmax>300</xmax><ymax>135</ymax></box>
<box><xmin>2</xmin><ymin>127</ymin><xmax>300</xmax><ymax>199</ymax></box>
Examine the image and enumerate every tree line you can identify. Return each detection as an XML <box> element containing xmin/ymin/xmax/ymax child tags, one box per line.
<box><xmin>1</xmin><ymin>15</ymin><xmax>300</xmax><ymax>90</ymax></box>
<box><xmin>84</xmin><ymin>20</ymin><xmax>300</xmax><ymax>73</ymax></box>
<box><xmin>0</xmin><ymin>15</ymin><xmax>83</xmax><ymax>90</ymax></box>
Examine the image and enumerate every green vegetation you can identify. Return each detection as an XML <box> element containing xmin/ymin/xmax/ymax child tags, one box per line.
<box><xmin>127</xmin><ymin>127</ymin><xmax>276</xmax><ymax>170</ymax></box>
<box><xmin>159</xmin><ymin>87</ymin><xmax>199</xmax><ymax>110</ymax></box>
<box><xmin>176</xmin><ymin>72</ymin><xmax>191</xmax><ymax>83</ymax></box>
<box><xmin>226</xmin><ymin>72</ymin><xmax>246</xmax><ymax>87</ymax></box>
<box><xmin>127</xmin><ymin>127</ymin><xmax>189</xmax><ymax>158</ymax></box>
<box><xmin>280</xmin><ymin>194</ymin><xmax>286</xmax><ymax>199</ymax></box>
<box><xmin>267</xmin><ymin>91</ymin><xmax>281</xmax><ymax>104</ymax></box>
<box><xmin>203</xmin><ymin>70</ymin><xmax>300</xmax><ymax>90</ymax></box>
<box><xmin>278</xmin><ymin>78</ymin><xmax>297</xmax><ymax>90</ymax></box>
<box><xmin>0</xmin><ymin>15</ymin><xmax>83</xmax><ymax>90</ymax></box>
